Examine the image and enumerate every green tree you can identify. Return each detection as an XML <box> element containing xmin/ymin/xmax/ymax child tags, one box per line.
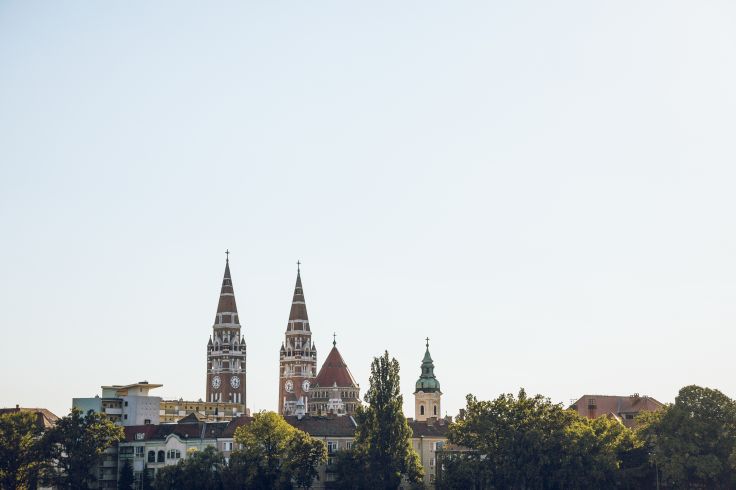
<box><xmin>352</xmin><ymin>351</ymin><xmax>423</xmax><ymax>489</ymax></box>
<box><xmin>140</xmin><ymin>466</ymin><xmax>153</xmax><ymax>490</ymax></box>
<box><xmin>117</xmin><ymin>459</ymin><xmax>134</xmax><ymax>490</ymax></box>
<box><xmin>233</xmin><ymin>411</ymin><xmax>327</xmax><ymax>489</ymax></box>
<box><xmin>152</xmin><ymin>446</ymin><xmax>225</xmax><ymax>490</ymax></box>
<box><xmin>0</xmin><ymin>411</ymin><xmax>47</xmax><ymax>490</ymax></box>
<box><xmin>638</xmin><ymin>385</ymin><xmax>736</xmax><ymax>489</ymax></box>
<box><xmin>446</xmin><ymin>389</ymin><xmax>647</xmax><ymax>489</ymax></box>
<box><xmin>42</xmin><ymin>408</ymin><xmax>124</xmax><ymax>490</ymax></box>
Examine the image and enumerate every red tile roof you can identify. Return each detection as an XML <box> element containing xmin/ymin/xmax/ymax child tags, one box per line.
<box><xmin>314</xmin><ymin>345</ymin><xmax>358</xmax><ymax>389</ymax></box>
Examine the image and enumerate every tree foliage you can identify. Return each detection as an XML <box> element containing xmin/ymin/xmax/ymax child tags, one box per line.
<box><xmin>0</xmin><ymin>411</ymin><xmax>46</xmax><ymax>490</ymax></box>
<box><xmin>445</xmin><ymin>389</ymin><xmax>649</xmax><ymax>489</ymax></box>
<box><xmin>638</xmin><ymin>385</ymin><xmax>736</xmax><ymax>489</ymax></box>
<box><xmin>349</xmin><ymin>351</ymin><xmax>423</xmax><ymax>489</ymax></box>
<box><xmin>153</xmin><ymin>446</ymin><xmax>225</xmax><ymax>490</ymax></box>
<box><xmin>232</xmin><ymin>411</ymin><xmax>327</xmax><ymax>490</ymax></box>
<box><xmin>117</xmin><ymin>459</ymin><xmax>134</xmax><ymax>490</ymax></box>
<box><xmin>42</xmin><ymin>408</ymin><xmax>124</xmax><ymax>490</ymax></box>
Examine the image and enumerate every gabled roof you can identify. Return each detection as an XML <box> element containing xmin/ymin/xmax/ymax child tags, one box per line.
<box><xmin>0</xmin><ymin>407</ymin><xmax>59</xmax><ymax>428</ymax></box>
<box><xmin>409</xmin><ymin>418</ymin><xmax>451</xmax><ymax>438</ymax></box>
<box><xmin>284</xmin><ymin>415</ymin><xmax>358</xmax><ymax>437</ymax></box>
<box><xmin>570</xmin><ymin>394</ymin><xmax>664</xmax><ymax>414</ymax></box>
<box><xmin>314</xmin><ymin>345</ymin><xmax>358</xmax><ymax>389</ymax></box>
<box><xmin>123</xmin><ymin>421</ymin><xmax>230</xmax><ymax>442</ymax></box>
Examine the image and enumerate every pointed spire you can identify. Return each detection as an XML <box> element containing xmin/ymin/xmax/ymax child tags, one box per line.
<box><xmin>286</xmin><ymin>262</ymin><xmax>309</xmax><ymax>331</ymax></box>
<box><xmin>214</xmin><ymin>253</ymin><xmax>239</xmax><ymax>324</ymax></box>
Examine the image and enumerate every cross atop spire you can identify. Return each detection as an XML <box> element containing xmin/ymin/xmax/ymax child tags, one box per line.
<box><xmin>225</xmin><ymin>249</ymin><xmax>230</xmax><ymax>261</ymax></box>
<box><xmin>333</xmin><ymin>332</ymin><xmax>337</xmax><ymax>346</ymax></box>
<box><xmin>426</xmin><ymin>337</ymin><xmax>430</xmax><ymax>348</ymax></box>
<box><xmin>297</xmin><ymin>260</ymin><xmax>301</xmax><ymax>273</ymax></box>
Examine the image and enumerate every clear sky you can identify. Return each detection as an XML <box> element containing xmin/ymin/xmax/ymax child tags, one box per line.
<box><xmin>1</xmin><ymin>1</ymin><xmax>736</xmax><ymax>420</ymax></box>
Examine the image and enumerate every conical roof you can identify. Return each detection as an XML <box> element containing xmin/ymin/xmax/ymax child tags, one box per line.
<box><xmin>286</xmin><ymin>267</ymin><xmax>310</xmax><ymax>331</ymax></box>
<box><xmin>214</xmin><ymin>256</ymin><xmax>239</xmax><ymax>325</ymax></box>
<box><xmin>315</xmin><ymin>343</ymin><xmax>358</xmax><ymax>388</ymax></box>
<box><xmin>415</xmin><ymin>339</ymin><xmax>441</xmax><ymax>393</ymax></box>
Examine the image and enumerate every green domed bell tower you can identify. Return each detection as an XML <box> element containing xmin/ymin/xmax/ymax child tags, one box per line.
<box><xmin>414</xmin><ymin>338</ymin><xmax>442</xmax><ymax>421</ymax></box>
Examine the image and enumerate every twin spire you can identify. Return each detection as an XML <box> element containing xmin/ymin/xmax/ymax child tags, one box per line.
<box><xmin>287</xmin><ymin>263</ymin><xmax>310</xmax><ymax>331</ymax></box>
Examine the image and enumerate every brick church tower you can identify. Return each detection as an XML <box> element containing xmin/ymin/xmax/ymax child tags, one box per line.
<box><xmin>206</xmin><ymin>253</ymin><xmax>247</xmax><ymax>409</ymax></box>
<box><xmin>278</xmin><ymin>264</ymin><xmax>317</xmax><ymax>415</ymax></box>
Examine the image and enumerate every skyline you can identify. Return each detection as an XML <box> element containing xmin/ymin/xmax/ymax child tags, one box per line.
<box><xmin>2</xmin><ymin>0</ymin><xmax>736</xmax><ymax>419</ymax></box>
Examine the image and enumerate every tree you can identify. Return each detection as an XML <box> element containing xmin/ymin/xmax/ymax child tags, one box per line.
<box><xmin>140</xmin><ymin>465</ymin><xmax>153</xmax><ymax>490</ymax></box>
<box><xmin>0</xmin><ymin>411</ymin><xmax>47</xmax><ymax>490</ymax></box>
<box><xmin>352</xmin><ymin>351</ymin><xmax>423</xmax><ymax>489</ymax></box>
<box><xmin>233</xmin><ymin>411</ymin><xmax>327</xmax><ymax>489</ymax></box>
<box><xmin>152</xmin><ymin>446</ymin><xmax>224</xmax><ymax>490</ymax></box>
<box><xmin>638</xmin><ymin>385</ymin><xmax>736</xmax><ymax>489</ymax></box>
<box><xmin>446</xmin><ymin>389</ymin><xmax>648</xmax><ymax>489</ymax></box>
<box><xmin>118</xmin><ymin>459</ymin><xmax>134</xmax><ymax>490</ymax></box>
<box><xmin>42</xmin><ymin>408</ymin><xmax>124</xmax><ymax>490</ymax></box>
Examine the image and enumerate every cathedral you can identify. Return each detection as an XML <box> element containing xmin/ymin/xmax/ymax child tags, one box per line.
<box><xmin>278</xmin><ymin>265</ymin><xmax>361</xmax><ymax>416</ymax></box>
<box><xmin>203</xmin><ymin>255</ymin><xmax>445</xmax><ymax>421</ymax></box>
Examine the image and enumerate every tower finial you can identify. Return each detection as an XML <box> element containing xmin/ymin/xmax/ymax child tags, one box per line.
<box><xmin>225</xmin><ymin>249</ymin><xmax>230</xmax><ymax>262</ymax></box>
<box><xmin>426</xmin><ymin>337</ymin><xmax>430</xmax><ymax>348</ymax></box>
<box><xmin>297</xmin><ymin>260</ymin><xmax>301</xmax><ymax>273</ymax></box>
<box><xmin>333</xmin><ymin>332</ymin><xmax>336</xmax><ymax>346</ymax></box>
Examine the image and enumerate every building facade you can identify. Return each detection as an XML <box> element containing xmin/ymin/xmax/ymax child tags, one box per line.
<box><xmin>159</xmin><ymin>399</ymin><xmax>248</xmax><ymax>423</ymax></box>
<box><xmin>278</xmin><ymin>266</ymin><xmax>318</xmax><ymax>415</ymax></box>
<box><xmin>206</xmin><ymin>255</ymin><xmax>247</xmax><ymax>409</ymax></box>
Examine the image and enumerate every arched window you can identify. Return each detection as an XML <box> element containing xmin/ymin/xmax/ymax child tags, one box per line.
<box><xmin>433</xmin><ymin>405</ymin><xmax>437</xmax><ymax>416</ymax></box>
<box><xmin>420</xmin><ymin>405</ymin><xmax>425</xmax><ymax>416</ymax></box>
<box><xmin>157</xmin><ymin>450</ymin><xmax>165</xmax><ymax>463</ymax></box>
<box><xmin>147</xmin><ymin>451</ymin><xmax>155</xmax><ymax>463</ymax></box>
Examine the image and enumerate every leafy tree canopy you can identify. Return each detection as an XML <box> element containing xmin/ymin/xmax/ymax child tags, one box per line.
<box><xmin>638</xmin><ymin>385</ymin><xmax>736</xmax><ymax>489</ymax></box>
<box><xmin>351</xmin><ymin>351</ymin><xmax>423</xmax><ymax>489</ymax></box>
<box><xmin>0</xmin><ymin>411</ymin><xmax>47</xmax><ymax>490</ymax></box>
<box><xmin>42</xmin><ymin>408</ymin><xmax>123</xmax><ymax>490</ymax></box>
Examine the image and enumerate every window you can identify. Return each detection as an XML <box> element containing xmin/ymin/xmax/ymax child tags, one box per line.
<box><xmin>167</xmin><ymin>450</ymin><xmax>181</xmax><ymax>459</ymax></box>
<box><xmin>124</xmin><ymin>401</ymin><xmax>129</xmax><ymax>407</ymax></box>
<box><xmin>123</xmin><ymin>414</ymin><xmax>128</xmax><ymax>420</ymax></box>
<box><xmin>120</xmin><ymin>446</ymin><xmax>134</xmax><ymax>455</ymax></box>
<box><xmin>327</xmin><ymin>441</ymin><xmax>338</xmax><ymax>454</ymax></box>
<box><xmin>157</xmin><ymin>450</ymin><xmax>165</xmax><ymax>463</ymax></box>
<box><xmin>144</xmin><ymin>419</ymin><xmax>151</xmax><ymax>425</ymax></box>
<box><xmin>346</xmin><ymin>441</ymin><xmax>353</xmax><ymax>450</ymax></box>
<box><xmin>420</xmin><ymin>405</ymin><xmax>425</xmax><ymax>416</ymax></box>
<box><xmin>433</xmin><ymin>405</ymin><xmax>437</xmax><ymax>416</ymax></box>
<box><xmin>135</xmin><ymin>446</ymin><xmax>144</xmax><ymax>457</ymax></box>
<box><xmin>135</xmin><ymin>433</ymin><xmax>145</xmax><ymax>440</ymax></box>
<box><xmin>625</xmin><ymin>414</ymin><xmax>635</xmax><ymax>420</ymax></box>
<box><xmin>147</xmin><ymin>451</ymin><xmax>155</xmax><ymax>463</ymax></box>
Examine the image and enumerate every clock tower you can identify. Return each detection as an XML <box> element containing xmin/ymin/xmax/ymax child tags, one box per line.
<box><xmin>206</xmin><ymin>253</ymin><xmax>247</xmax><ymax>409</ymax></box>
<box><xmin>278</xmin><ymin>264</ymin><xmax>317</xmax><ymax>415</ymax></box>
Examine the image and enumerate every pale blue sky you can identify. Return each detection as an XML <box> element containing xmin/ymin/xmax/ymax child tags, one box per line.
<box><xmin>2</xmin><ymin>1</ymin><xmax>736</xmax><ymax>419</ymax></box>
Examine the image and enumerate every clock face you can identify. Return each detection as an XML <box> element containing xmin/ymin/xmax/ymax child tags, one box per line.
<box><xmin>285</xmin><ymin>380</ymin><xmax>294</xmax><ymax>392</ymax></box>
<box><xmin>230</xmin><ymin>376</ymin><xmax>240</xmax><ymax>389</ymax></box>
<box><xmin>211</xmin><ymin>376</ymin><xmax>221</xmax><ymax>389</ymax></box>
<box><xmin>302</xmin><ymin>380</ymin><xmax>310</xmax><ymax>392</ymax></box>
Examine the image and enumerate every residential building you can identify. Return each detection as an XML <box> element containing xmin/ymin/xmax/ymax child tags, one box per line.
<box><xmin>569</xmin><ymin>394</ymin><xmax>664</xmax><ymax>428</ymax></box>
<box><xmin>72</xmin><ymin>381</ymin><xmax>162</xmax><ymax>489</ymax></box>
<box><xmin>159</xmin><ymin>398</ymin><xmax>248</xmax><ymax>423</ymax></box>
<box><xmin>410</xmin><ymin>417</ymin><xmax>451</xmax><ymax>488</ymax></box>
<box><xmin>279</xmin><ymin>264</ymin><xmax>318</xmax><ymax>415</ymax></box>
